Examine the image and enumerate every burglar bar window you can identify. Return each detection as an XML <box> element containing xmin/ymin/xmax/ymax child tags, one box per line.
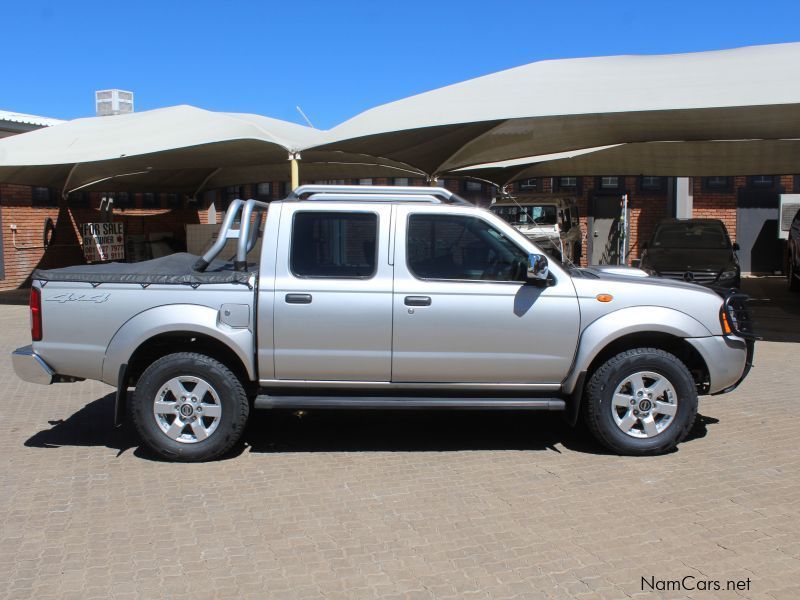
<box><xmin>704</xmin><ymin>176</ymin><xmax>731</xmax><ymax>191</ymax></box>
<box><xmin>67</xmin><ymin>191</ymin><xmax>91</xmax><ymax>207</ymax></box>
<box><xmin>166</xmin><ymin>193</ymin><xmax>181</xmax><ymax>208</ymax></box>
<box><xmin>558</xmin><ymin>177</ymin><xmax>577</xmax><ymax>188</ymax></box>
<box><xmin>141</xmin><ymin>192</ymin><xmax>159</xmax><ymax>208</ymax></box>
<box><xmin>393</xmin><ymin>177</ymin><xmax>409</xmax><ymax>186</ymax></box>
<box><xmin>519</xmin><ymin>178</ymin><xmax>539</xmax><ymax>191</ymax></box>
<box><xmin>32</xmin><ymin>187</ymin><xmax>57</xmax><ymax>207</ymax></box>
<box><xmin>641</xmin><ymin>176</ymin><xmax>664</xmax><ymax>191</ymax></box>
<box><xmin>256</xmin><ymin>183</ymin><xmax>271</xmax><ymax>199</ymax></box>
<box><xmin>463</xmin><ymin>181</ymin><xmax>483</xmax><ymax>192</ymax></box>
<box><xmin>222</xmin><ymin>186</ymin><xmax>243</xmax><ymax>210</ymax></box>
<box><xmin>599</xmin><ymin>176</ymin><xmax>620</xmax><ymax>189</ymax></box>
<box><xmin>749</xmin><ymin>175</ymin><xmax>775</xmax><ymax>188</ymax></box>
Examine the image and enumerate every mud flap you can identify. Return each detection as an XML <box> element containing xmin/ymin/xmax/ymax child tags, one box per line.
<box><xmin>564</xmin><ymin>371</ymin><xmax>587</xmax><ymax>426</ymax></box>
<box><xmin>114</xmin><ymin>363</ymin><xmax>128</xmax><ymax>428</ymax></box>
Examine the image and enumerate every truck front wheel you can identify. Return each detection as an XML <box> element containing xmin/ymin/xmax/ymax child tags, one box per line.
<box><xmin>583</xmin><ymin>348</ymin><xmax>697</xmax><ymax>455</ymax></box>
<box><xmin>130</xmin><ymin>352</ymin><xmax>249</xmax><ymax>461</ymax></box>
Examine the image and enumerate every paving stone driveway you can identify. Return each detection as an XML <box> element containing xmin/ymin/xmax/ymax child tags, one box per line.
<box><xmin>1</xmin><ymin>289</ymin><xmax>798</xmax><ymax>599</ymax></box>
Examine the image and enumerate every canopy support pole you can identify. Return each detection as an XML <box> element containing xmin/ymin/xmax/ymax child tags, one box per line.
<box><xmin>289</xmin><ymin>152</ymin><xmax>301</xmax><ymax>190</ymax></box>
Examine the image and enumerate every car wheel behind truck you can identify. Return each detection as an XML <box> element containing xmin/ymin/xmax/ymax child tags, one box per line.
<box><xmin>130</xmin><ymin>352</ymin><xmax>250</xmax><ymax>461</ymax></box>
<box><xmin>583</xmin><ymin>348</ymin><xmax>698</xmax><ymax>455</ymax></box>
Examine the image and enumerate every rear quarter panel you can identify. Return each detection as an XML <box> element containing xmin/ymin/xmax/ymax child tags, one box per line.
<box><xmin>35</xmin><ymin>282</ymin><xmax>255</xmax><ymax>384</ymax></box>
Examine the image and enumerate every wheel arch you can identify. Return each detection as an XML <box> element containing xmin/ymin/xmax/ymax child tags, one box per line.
<box><xmin>102</xmin><ymin>304</ymin><xmax>256</xmax><ymax>387</ymax></box>
<box><xmin>563</xmin><ymin>307</ymin><xmax>713</xmax><ymax>397</ymax></box>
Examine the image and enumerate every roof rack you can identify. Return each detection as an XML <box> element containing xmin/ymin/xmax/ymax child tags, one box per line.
<box><xmin>193</xmin><ymin>198</ymin><xmax>269</xmax><ymax>273</ymax></box>
<box><xmin>287</xmin><ymin>185</ymin><xmax>473</xmax><ymax>206</ymax></box>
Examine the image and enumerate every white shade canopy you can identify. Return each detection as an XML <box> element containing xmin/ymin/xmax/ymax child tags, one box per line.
<box><xmin>322</xmin><ymin>42</ymin><xmax>800</xmax><ymax>175</ymax></box>
<box><xmin>0</xmin><ymin>105</ymin><xmax>424</xmax><ymax>194</ymax></box>
<box><xmin>454</xmin><ymin>139</ymin><xmax>800</xmax><ymax>185</ymax></box>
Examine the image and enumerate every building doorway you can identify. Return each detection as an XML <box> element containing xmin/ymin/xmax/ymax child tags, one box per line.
<box><xmin>736</xmin><ymin>188</ymin><xmax>781</xmax><ymax>274</ymax></box>
<box><xmin>589</xmin><ymin>194</ymin><xmax>623</xmax><ymax>265</ymax></box>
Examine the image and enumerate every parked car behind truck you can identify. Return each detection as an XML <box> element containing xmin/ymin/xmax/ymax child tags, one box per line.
<box><xmin>13</xmin><ymin>186</ymin><xmax>755</xmax><ymax>461</ymax></box>
<box><xmin>639</xmin><ymin>218</ymin><xmax>741</xmax><ymax>289</ymax></box>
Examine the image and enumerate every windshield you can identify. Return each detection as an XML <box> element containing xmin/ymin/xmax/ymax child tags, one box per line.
<box><xmin>652</xmin><ymin>222</ymin><xmax>730</xmax><ymax>249</ymax></box>
<box><xmin>491</xmin><ymin>204</ymin><xmax>558</xmax><ymax>226</ymax></box>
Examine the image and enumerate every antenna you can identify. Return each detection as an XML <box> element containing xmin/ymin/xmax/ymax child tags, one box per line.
<box><xmin>296</xmin><ymin>105</ymin><xmax>315</xmax><ymax>128</ymax></box>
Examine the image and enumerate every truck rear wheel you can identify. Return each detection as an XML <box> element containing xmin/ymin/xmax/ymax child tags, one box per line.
<box><xmin>130</xmin><ymin>352</ymin><xmax>249</xmax><ymax>461</ymax></box>
<box><xmin>583</xmin><ymin>348</ymin><xmax>697</xmax><ymax>455</ymax></box>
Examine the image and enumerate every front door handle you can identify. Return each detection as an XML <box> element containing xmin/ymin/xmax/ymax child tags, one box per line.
<box><xmin>404</xmin><ymin>296</ymin><xmax>431</xmax><ymax>307</ymax></box>
<box><xmin>285</xmin><ymin>293</ymin><xmax>312</xmax><ymax>304</ymax></box>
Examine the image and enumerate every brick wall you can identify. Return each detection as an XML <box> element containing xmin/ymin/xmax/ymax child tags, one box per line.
<box><xmin>690</xmin><ymin>176</ymin><xmax>741</xmax><ymax>242</ymax></box>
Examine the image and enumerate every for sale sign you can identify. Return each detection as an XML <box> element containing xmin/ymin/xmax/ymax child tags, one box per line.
<box><xmin>81</xmin><ymin>222</ymin><xmax>125</xmax><ymax>262</ymax></box>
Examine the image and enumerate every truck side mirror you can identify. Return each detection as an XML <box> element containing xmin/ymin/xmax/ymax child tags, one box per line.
<box><xmin>527</xmin><ymin>253</ymin><xmax>549</xmax><ymax>283</ymax></box>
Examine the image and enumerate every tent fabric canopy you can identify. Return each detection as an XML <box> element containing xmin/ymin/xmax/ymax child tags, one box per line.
<box><xmin>321</xmin><ymin>43</ymin><xmax>800</xmax><ymax>175</ymax></box>
<box><xmin>0</xmin><ymin>105</ymin><xmax>424</xmax><ymax>194</ymax></box>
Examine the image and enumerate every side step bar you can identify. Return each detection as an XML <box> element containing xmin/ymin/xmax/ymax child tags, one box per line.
<box><xmin>254</xmin><ymin>396</ymin><xmax>566</xmax><ymax>410</ymax></box>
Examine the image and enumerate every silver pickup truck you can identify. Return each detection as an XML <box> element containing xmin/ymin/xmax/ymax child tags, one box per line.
<box><xmin>12</xmin><ymin>186</ymin><xmax>755</xmax><ymax>461</ymax></box>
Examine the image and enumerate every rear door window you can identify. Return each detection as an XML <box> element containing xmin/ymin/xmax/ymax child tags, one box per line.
<box><xmin>291</xmin><ymin>211</ymin><xmax>378</xmax><ymax>278</ymax></box>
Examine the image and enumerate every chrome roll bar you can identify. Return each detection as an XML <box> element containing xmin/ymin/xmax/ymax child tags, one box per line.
<box><xmin>193</xmin><ymin>198</ymin><xmax>269</xmax><ymax>272</ymax></box>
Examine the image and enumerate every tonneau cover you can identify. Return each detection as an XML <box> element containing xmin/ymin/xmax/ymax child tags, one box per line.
<box><xmin>33</xmin><ymin>253</ymin><xmax>256</xmax><ymax>286</ymax></box>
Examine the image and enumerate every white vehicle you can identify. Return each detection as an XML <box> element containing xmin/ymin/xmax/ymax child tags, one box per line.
<box><xmin>490</xmin><ymin>195</ymin><xmax>582</xmax><ymax>264</ymax></box>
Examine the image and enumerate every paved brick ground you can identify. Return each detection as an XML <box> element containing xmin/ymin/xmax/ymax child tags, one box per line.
<box><xmin>1</xmin><ymin>280</ymin><xmax>799</xmax><ymax>599</ymax></box>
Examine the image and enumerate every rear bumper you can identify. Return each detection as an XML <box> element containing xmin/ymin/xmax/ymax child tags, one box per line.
<box><xmin>12</xmin><ymin>345</ymin><xmax>55</xmax><ymax>385</ymax></box>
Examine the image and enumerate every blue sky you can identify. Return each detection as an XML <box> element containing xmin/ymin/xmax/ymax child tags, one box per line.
<box><xmin>3</xmin><ymin>0</ymin><xmax>800</xmax><ymax>129</ymax></box>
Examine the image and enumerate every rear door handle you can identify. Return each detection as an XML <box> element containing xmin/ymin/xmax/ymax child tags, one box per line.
<box><xmin>404</xmin><ymin>296</ymin><xmax>431</xmax><ymax>307</ymax></box>
<box><xmin>285</xmin><ymin>293</ymin><xmax>312</xmax><ymax>304</ymax></box>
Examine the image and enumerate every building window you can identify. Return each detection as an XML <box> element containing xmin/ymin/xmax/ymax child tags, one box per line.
<box><xmin>255</xmin><ymin>182</ymin><xmax>271</xmax><ymax>199</ymax></box>
<box><xmin>640</xmin><ymin>176</ymin><xmax>664</xmax><ymax>191</ymax></box>
<box><xmin>222</xmin><ymin>186</ymin><xmax>244</xmax><ymax>210</ymax></box>
<box><xmin>749</xmin><ymin>175</ymin><xmax>775</xmax><ymax>188</ymax></box>
<box><xmin>558</xmin><ymin>176</ymin><xmax>578</xmax><ymax>189</ymax></box>
<box><xmin>32</xmin><ymin>187</ymin><xmax>57</xmax><ymax>207</ymax></box>
<box><xmin>518</xmin><ymin>178</ymin><xmax>539</xmax><ymax>191</ymax></box>
<box><xmin>393</xmin><ymin>177</ymin><xmax>410</xmax><ymax>186</ymax></box>
<box><xmin>358</xmin><ymin>178</ymin><xmax>373</xmax><ymax>186</ymax></box>
<box><xmin>704</xmin><ymin>176</ymin><xmax>731</xmax><ymax>191</ymax></box>
<box><xmin>290</xmin><ymin>211</ymin><xmax>378</xmax><ymax>278</ymax></box>
<box><xmin>67</xmin><ymin>191</ymin><xmax>91</xmax><ymax>207</ymax></box>
<box><xmin>435</xmin><ymin>178</ymin><xmax>449</xmax><ymax>188</ymax></box>
<box><xmin>599</xmin><ymin>176</ymin><xmax>620</xmax><ymax>189</ymax></box>
<box><xmin>166</xmin><ymin>193</ymin><xmax>181</xmax><ymax>208</ymax></box>
<box><xmin>463</xmin><ymin>180</ymin><xmax>483</xmax><ymax>192</ymax></box>
<box><xmin>141</xmin><ymin>192</ymin><xmax>159</xmax><ymax>208</ymax></box>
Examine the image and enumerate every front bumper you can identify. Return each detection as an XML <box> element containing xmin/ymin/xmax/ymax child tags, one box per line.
<box><xmin>12</xmin><ymin>345</ymin><xmax>55</xmax><ymax>385</ymax></box>
<box><xmin>685</xmin><ymin>336</ymin><xmax>754</xmax><ymax>395</ymax></box>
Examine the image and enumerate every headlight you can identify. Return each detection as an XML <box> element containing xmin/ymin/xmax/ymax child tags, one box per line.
<box><xmin>719</xmin><ymin>270</ymin><xmax>737</xmax><ymax>280</ymax></box>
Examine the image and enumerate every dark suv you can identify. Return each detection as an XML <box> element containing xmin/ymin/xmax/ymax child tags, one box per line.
<box><xmin>639</xmin><ymin>218</ymin><xmax>741</xmax><ymax>289</ymax></box>
<box><xmin>788</xmin><ymin>208</ymin><xmax>800</xmax><ymax>291</ymax></box>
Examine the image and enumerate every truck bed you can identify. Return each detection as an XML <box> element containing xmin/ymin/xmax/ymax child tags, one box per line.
<box><xmin>32</xmin><ymin>252</ymin><xmax>256</xmax><ymax>286</ymax></box>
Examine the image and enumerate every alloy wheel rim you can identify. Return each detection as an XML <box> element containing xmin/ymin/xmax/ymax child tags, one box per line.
<box><xmin>153</xmin><ymin>376</ymin><xmax>222</xmax><ymax>444</ymax></box>
<box><xmin>611</xmin><ymin>370</ymin><xmax>678</xmax><ymax>438</ymax></box>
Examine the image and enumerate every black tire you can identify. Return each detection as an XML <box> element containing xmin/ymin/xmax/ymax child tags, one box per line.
<box><xmin>130</xmin><ymin>352</ymin><xmax>249</xmax><ymax>461</ymax></box>
<box><xmin>583</xmin><ymin>348</ymin><xmax>697</xmax><ymax>456</ymax></box>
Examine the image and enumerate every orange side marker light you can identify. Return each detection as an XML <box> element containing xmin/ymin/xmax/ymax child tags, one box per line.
<box><xmin>596</xmin><ymin>294</ymin><xmax>613</xmax><ymax>303</ymax></box>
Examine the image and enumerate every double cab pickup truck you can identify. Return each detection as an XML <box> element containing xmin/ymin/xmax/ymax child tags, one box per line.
<box><xmin>12</xmin><ymin>186</ymin><xmax>755</xmax><ymax>461</ymax></box>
